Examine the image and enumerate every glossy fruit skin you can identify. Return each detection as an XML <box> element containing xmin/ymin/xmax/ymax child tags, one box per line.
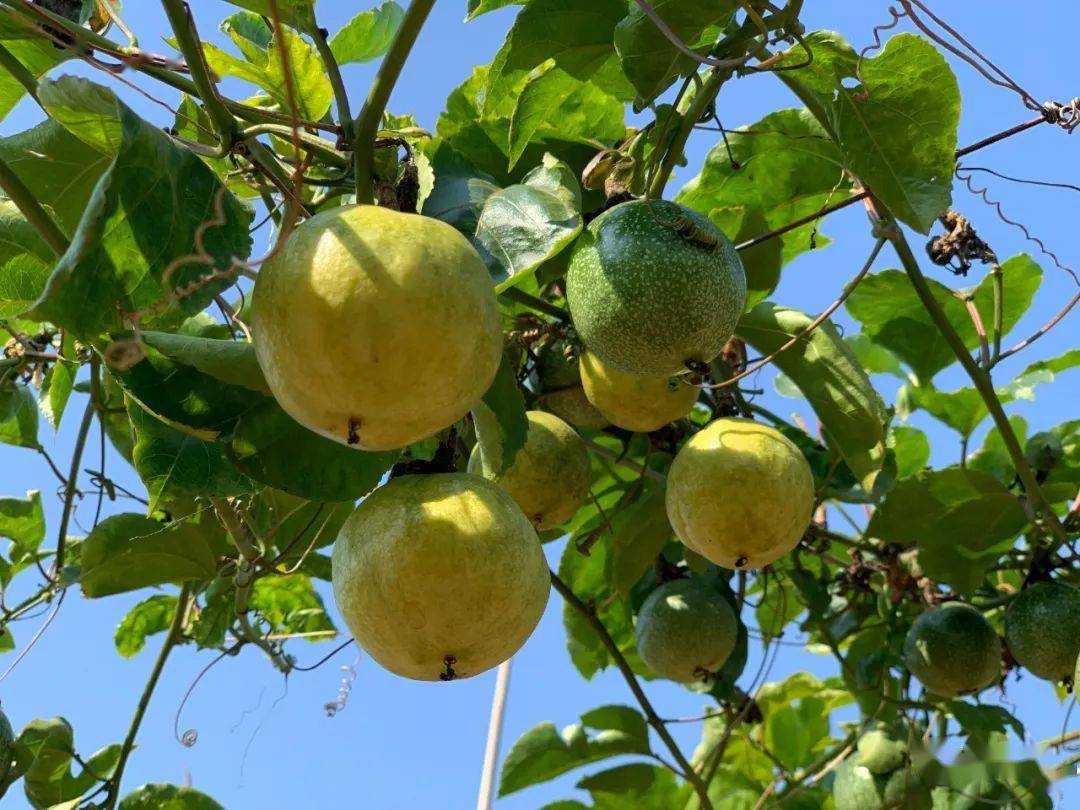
<box><xmin>566</xmin><ymin>199</ymin><xmax>746</xmax><ymax>376</ymax></box>
<box><xmin>857</xmin><ymin>728</ymin><xmax>908</xmax><ymax>774</ymax></box>
<box><xmin>331</xmin><ymin>474</ymin><xmax>550</xmax><ymax>681</ymax></box>
<box><xmin>579</xmin><ymin>350</ymin><xmax>698</xmax><ymax>432</ymax></box>
<box><xmin>665</xmin><ymin>418</ymin><xmax>814</xmax><ymax>570</ymax></box>
<box><xmin>535</xmin><ymin>340</ymin><xmax>608</xmax><ymax>429</ymax></box>
<box><xmin>468</xmin><ymin>411</ymin><xmax>591</xmax><ymax>531</ymax></box>
<box><xmin>251</xmin><ymin>205</ymin><xmax>502</xmax><ymax>451</ymax></box>
<box><xmin>903</xmin><ymin>603</ymin><xmax>1001</xmax><ymax>698</ymax></box>
<box><xmin>1005</xmin><ymin>581</ymin><xmax>1080</xmax><ymax>682</ymax></box>
<box><xmin>833</xmin><ymin>758</ymin><xmax>931</xmax><ymax>810</ymax></box>
<box><xmin>634</xmin><ymin>578</ymin><xmax>738</xmax><ymax>683</ymax></box>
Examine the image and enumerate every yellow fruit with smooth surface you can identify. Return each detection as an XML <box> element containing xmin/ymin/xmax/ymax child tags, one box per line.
<box><xmin>251</xmin><ymin>205</ymin><xmax>502</xmax><ymax>451</ymax></box>
<box><xmin>331</xmin><ymin>474</ymin><xmax>550</xmax><ymax>681</ymax></box>
<box><xmin>580</xmin><ymin>350</ymin><xmax>698</xmax><ymax>432</ymax></box>
<box><xmin>468</xmin><ymin>411</ymin><xmax>590</xmax><ymax>530</ymax></box>
<box><xmin>666</xmin><ymin>418</ymin><xmax>814</xmax><ymax>569</ymax></box>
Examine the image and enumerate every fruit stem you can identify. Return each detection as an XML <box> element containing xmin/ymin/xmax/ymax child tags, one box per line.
<box><xmin>104</xmin><ymin>583</ymin><xmax>192</xmax><ymax>809</ymax></box>
<box><xmin>647</xmin><ymin>67</ymin><xmax>728</xmax><ymax>199</ymax></box>
<box><xmin>352</xmin><ymin>0</ymin><xmax>437</xmax><ymax>203</ymax></box>
<box><xmin>550</xmin><ymin>571</ymin><xmax>715</xmax><ymax>809</ymax></box>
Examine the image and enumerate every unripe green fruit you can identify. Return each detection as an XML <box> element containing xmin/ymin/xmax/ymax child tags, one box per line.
<box><xmin>566</xmin><ymin>199</ymin><xmax>746</xmax><ymax>376</ymax></box>
<box><xmin>634</xmin><ymin>578</ymin><xmax>738</xmax><ymax>683</ymax></box>
<box><xmin>331</xmin><ymin>474</ymin><xmax>549</xmax><ymax>681</ymax></box>
<box><xmin>1074</xmin><ymin>650</ymin><xmax>1079</xmax><ymax>689</ymax></box>
<box><xmin>1005</xmin><ymin>581</ymin><xmax>1080</xmax><ymax>682</ymax></box>
<box><xmin>535</xmin><ymin>340</ymin><xmax>608</xmax><ymax>429</ymax></box>
<box><xmin>0</xmin><ymin>706</ymin><xmax>12</xmax><ymax>782</ymax></box>
<box><xmin>903</xmin><ymin>603</ymin><xmax>1001</xmax><ymax>698</ymax></box>
<box><xmin>1024</xmin><ymin>431</ymin><xmax>1064</xmax><ymax>473</ymax></box>
<box><xmin>857</xmin><ymin>727</ymin><xmax>908</xmax><ymax>775</ymax></box>
<box><xmin>579</xmin><ymin>350</ymin><xmax>698</xmax><ymax>432</ymax></box>
<box><xmin>665</xmin><ymin>419</ymin><xmax>814</xmax><ymax>570</ymax></box>
<box><xmin>468</xmin><ymin>411</ymin><xmax>590</xmax><ymax>530</ymax></box>
<box><xmin>252</xmin><ymin>205</ymin><xmax>502</xmax><ymax>451</ymax></box>
<box><xmin>833</xmin><ymin>758</ymin><xmax>931</xmax><ymax>810</ymax></box>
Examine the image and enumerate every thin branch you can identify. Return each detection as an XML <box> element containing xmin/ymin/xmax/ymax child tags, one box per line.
<box><xmin>0</xmin><ymin>39</ymin><xmax>41</xmax><ymax>106</ymax></box>
<box><xmin>994</xmin><ymin>290</ymin><xmax>1079</xmax><ymax>364</ymax></box>
<box><xmin>585</xmin><ymin>440</ymin><xmax>667</xmax><ymax>484</ymax></box>
<box><xmin>55</xmin><ymin>377</ymin><xmax>98</xmax><ymax>573</ymax></box>
<box><xmin>0</xmin><ymin>153</ymin><xmax>69</xmax><ymax>256</ymax></box>
<box><xmin>631</xmin><ymin>0</ymin><xmax>755</xmax><ymax>70</ymax></box>
<box><xmin>310</xmin><ymin>22</ymin><xmax>352</xmax><ymax>136</ymax></box>
<box><xmin>498</xmin><ymin>286</ymin><xmax>570</xmax><ymax>320</ymax></box>
<box><xmin>550</xmin><ymin>571</ymin><xmax>714</xmax><ymax>810</ymax></box>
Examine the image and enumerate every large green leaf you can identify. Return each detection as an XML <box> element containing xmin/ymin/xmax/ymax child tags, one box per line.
<box><xmin>250</xmin><ymin>574</ymin><xmax>335</xmax><ymax>639</ymax></box>
<box><xmin>499</xmin><ymin>705</ymin><xmax>651</xmax><ymax>796</ymax></box>
<box><xmin>139</xmin><ymin>331</ymin><xmax>270</xmax><ymax>395</ymax></box>
<box><xmin>0</xmin><ymin>385</ymin><xmax>39</xmax><ymax>449</ymax></box>
<box><xmin>129</xmin><ymin>400</ymin><xmax>254</xmax><ymax>512</ymax></box>
<box><xmin>225</xmin><ymin>399</ymin><xmax>398</xmax><ymax>502</ymax></box>
<box><xmin>738</xmin><ymin>302</ymin><xmax>892</xmax><ymax>497</ymax></box>
<box><xmin>572</xmin><ymin>764</ymin><xmax>692</xmax><ymax>809</ymax></box>
<box><xmin>14</xmin><ymin>717</ymin><xmax>120</xmax><ymax>810</ymax></box>
<box><xmin>613</xmin><ymin>0</ymin><xmax>737</xmax><ymax>105</ymax></box>
<box><xmin>608</xmin><ymin>483</ymin><xmax>672</xmax><ymax>597</ymax></box>
<box><xmin>420</xmin><ymin>138</ymin><xmax>500</xmax><ymax>235</ymax></box>
<box><xmin>0</xmin><ymin>489</ymin><xmax>45</xmax><ymax>586</ymax></box>
<box><xmin>756</xmin><ymin>672</ymin><xmax>852</xmax><ymax>771</ymax></box>
<box><xmin>474</xmin><ymin>154</ymin><xmax>582</xmax><ymax>289</ymax></box>
<box><xmin>0</xmin><ymin>200</ymin><xmax>54</xmax><ymax>319</ymax></box>
<box><xmin>678</xmin><ymin>108</ymin><xmax>847</xmax><ymax>266</ymax></box>
<box><xmin>0</xmin><ymin>12</ymin><xmax>68</xmax><ymax>122</ymax></box>
<box><xmin>330</xmin><ymin>1</ymin><xmax>403</xmax><ymax>65</ymax></box>
<box><xmin>867</xmin><ymin>468</ymin><xmax>1029</xmax><ymax>594</ymax></box>
<box><xmin>780</xmin><ymin>32</ymin><xmax>960</xmax><ymax>233</ymax></box>
<box><xmin>847</xmin><ymin>255</ymin><xmax>1042</xmax><ymax>383</ymax></box>
<box><xmin>466</xmin><ymin>0</ymin><xmax>519</xmax><ymax>19</ymax></box>
<box><xmin>472</xmin><ymin>352</ymin><xmax>528</xmax><ymax>474</ymax></box>
<box><xmin>119</xmin><ymin>783</ymin><xmax>225</xmax><ymax>810</ymax></box>
<box><xmin>29</xmin><ymin>80</ymin><xmax>253</xmax><ymax>339</ymax></box>
<box><xmin>222</xmin><ymin>0</ymin><xmax>315</xmax><ymax>30</ymax></box>
<box><xmin>114</xmin><ymin>594</ymin><xmax>179</xmax><ymax>658</ymax></box>
<box><xmin>707</xmin><ymin>207</ymin><xmax>781</xmax><ymax>309</ymax></box>
<box><xmin>80</xmin><ymin>513</ymin><xmax>220</xmax><ymax>598</ymax></box>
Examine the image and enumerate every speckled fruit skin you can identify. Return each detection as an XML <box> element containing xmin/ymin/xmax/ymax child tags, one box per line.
<box><xmin>535</xmin><ymin>340</ymin><xmax>608</xmax><ymax>429</ymax></box>
<box><xmin>251</xmin><ymin>205</ymin><xmax>502</xmax><ymax>451</ymax></box>
<box><xmin>579</xmin><ymin>350</ymin><xmax>698</xmax><ymax>432</ymax></box>
<box><xmin>833</xmin><ymin>758</ymin><xmax>931</xmax><ymax>810</ymax></box>
<box><xmin>903</xmin><ymin>603</ymin><xmax>1001</xmax><ymax>698</ymax></box>
<box><xmin>331</xmin><ymin>474</ymin><xmax>550</xmax><ymax>681</ymax></box>
<box><xmin>0</xmin><ymin>707</ymin><xmax>12</xmax><ymax>780</ymax></box>
<box><xmin>857</xmin><ymin>728</ymin><xmax>907</xmax><ymax>775</ymax></box>
<box><xmin>467</xmin><ymin>411</ymin><xmax>591</xmax><ymax>530</ymax></box>
<box><xmin>665</xmin><ymin>419</ymin><xmax>814</xmax><ymax>570</ymax></box>
<box><xmin>565</xmin><ymin>199</ymin><xmax>746</xmax><ymax>376</ymax></box>
<box><xmin>1005</xmin><ymin>581</ymin><xmax>1080</xmax><ymax>682</ymax></box>
<box><xmin>634</xmin><ymin>578</ymin><xmax>738</xmax><ymax>683</ymax></box>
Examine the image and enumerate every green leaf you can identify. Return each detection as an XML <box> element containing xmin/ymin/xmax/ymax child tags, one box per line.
<box><xmin>575</xmin><ymin>764</ymin><xmax>691</xmax><ymax>807</ymax></box>
<box><xmin>38</xmin><ymin>333</ymin><xmax>77</xmax><ymax>429</ymax></box>
<box><xmin>221</xmin><ymin>1</ymin><xmax>315</xmax><ymax>30</ymax></box>
<box><xmin>466</xmin><ymin>0</ymin><xmax>519</xmax><ymax>20</ymax></box>
<box><xmin>0</xmin><ymin>13</ymin><xmax>68</xmax><ymax>122</ymax></box>
<box><xmin>16</xmin><ymin>717</ymin><xmax>120</xmax><ymax>809</ymax></box>
<box><xmin>499</xmin><ymin>705</ymin><xmax>650</xmax><ymax>796</ymax></box>
<box><xmin>419</xmin><ymin>138</ymin><xmax>500</xmax><ymax>235</ymax></box>
<box><xmin>614</xmin><ymin>0</ymin><xmax>737</xmax><ymax>105</ymax></box>
<box><xmin>738</xmin><ymin>302</ymin><xmax>892</xmax><ymax>497</ymax></box>
<box><xmin>38</xmin><ymin>74</ymin><xmax>124</xmax><ymax>155</ymax></box>
<box><xmin>947</xmin><ymin>701</ymin><xmax>1024</xmax><ymax>740</ymax></box>
<box><xmin>139</xmin><ymin>332</ymin><xmax>270</xmax><ymax>395</ymax></box>
<box><xmin>0</xmin><ymin>119</ymin><xmax>111</xmax><ymax>235</ymax></box>
<box><xmin>0</xmin><ymin>489</ymin><xmax>45</xmax><ymax>586</ymax></box>
<box><xmin>29</xmin><ymin>82</ymin><xmax>254</xmax><ymax>339</ymax></box>
<box><xmin>114</xmin><ymin>594</ymin><xmax>179</xmax><ymax>658</ymax></box>
<box><xmin>967</xmin><ymin>416</ymin><xmax>1027</xmax><ymax>487</ymax></box>
<box><xmin>707</xmin><ymin>206</ymin><xmax>781</xmax><ymax>309</ymax></box>
<box><xmin>199</xmin><ymin>26</ymin><xmax>332</xmax><ymax>120</ymax></box>
<box><xmin>0</xmin><ymin>385</ymin><xmax>39</xmax><ymax>449</ymax></box>
<box><xmin>846</xmin><ymin>333</ymin><xmax>905</xmax><ymax>378</ymax></box>
<box><xmin>472</xmin><ymin>352</ymin><xmax>528</xmax><ymax>474</ymax></box>
<box><xmin>780</xmin><ymin>32</ymin><xmax>960</xmax><ymax>232</ymax></box>
<box><xmin>129</xmin><ymin>400</ymin><xmax>254</xmax><ymax>512</ymax></box>
<box><xmin>608</xmin><ymin>483</ymin><xmax>672</xmax><ymax>597</ymax></box>
<box><xmin>80</xmin><ymin>513</ymin><xmax>219</xmax><ymax>598</ymax></box>
<box><xmin>756</xmin><ymin>672</ymin><xmax>853</xmax><ymax>770</ymax></box>
<box><xmin>118</xmin><ymin>783</ymin><xmax>225</xmax><ymax>810</ymax></box>
<box><xmin>226</xmin><ymin>399</ymin><xmax>398</xmax><ymax>502</ymax></box>
<box><xmin>867</xmin><ymin>467</ymin><xmax>1028</xmax><ymax>594</ymax></box>
<box><xmin>474</xmin><ymin>154</ymin><xmax>582</xmax><ymax>289</ymax></box>
<box><xmin>250</xmin><ymin>574</ymin><xmax>334</xmax><ymax>639</ymax></box>
<box><xmin>890</xmin><ymin>425</ymin><xmax>930</xmax><ymax>479</ymax></box>
<box><xmin>330</xmin><ymin>1</ymin><xmax>403</xmax><ymax>65</ymax></box>
<box><xmin>847</xmin><ymin>256</ymin><xmax>1042</xmax><ymax>382</ymax></box>
<box><xmin>507</xmin><ymin>64</ymin><xmax>625</xmax><ymax>169</ymax></box>
<box><xmin>0</xmin><ymin>200</ymin><xmax>54</xmax><ymax>318</ymax></box>
<box><xmin>678</xmin><ymin>109</ymin><xmax>847</xmax><ymax>266</ymax></box>
<box><xmin>485</xmin><ymin>0</ymin><xmax>632</xmax><ymax>114</ymax></box>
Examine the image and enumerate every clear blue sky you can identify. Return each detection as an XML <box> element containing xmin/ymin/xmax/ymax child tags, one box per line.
<box><xmin>1</xmin><ymin>2</ymin><xmax>1076</xmax><ymax>808</ymax></box>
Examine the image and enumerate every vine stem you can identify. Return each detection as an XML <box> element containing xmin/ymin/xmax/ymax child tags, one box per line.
<box><xmin>549</xmin><ymin>571</ymin><xmax>715</xmax><ymax>810</ymax></box>
<box><xmin>873</xmin><ymin>200</ymin><xmax>1069</xmax><ymax>549</ymax></box>
<box><xmin>648</xmin><ymin>67</ymin><xmax>727</xmax><ymax>199</ymax></box>
<box><xmin>55</xmin><ymin>371</ymin><xmax>98</xmax><ymax>572</ymax></box>
<box><xmin>105</xmin><ymin>583</ymin><xmax>193</xmax><ymax>809</ymax></box>
<box><xmin>476</xmin><ymin>659</ymin><xmax>511</xmax><ymax>810</ymax></box>
<box><xmin>353</xmin><ymin>0</ymin><xmax>436</xmax><ymax>203</ymax></box>
<box><xmin>310</xmin><ymin>23</ymin><xmax>352</xmax><ymax>137</ymax></box>
<box><xmin>0</xmin><ymin>154</ymin><xmax>69</xmax><ymax>256</ymax></box>
<box><xmin>0</xmin><ymin>40</ymin><xmax>40</xmax><ymax>105</ymax></box>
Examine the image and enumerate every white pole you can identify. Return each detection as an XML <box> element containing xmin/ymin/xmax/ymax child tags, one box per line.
<box><xmin>476</xmin><ymin>658</ymin><xmax>513</xmax><ymax>810</ymax></box>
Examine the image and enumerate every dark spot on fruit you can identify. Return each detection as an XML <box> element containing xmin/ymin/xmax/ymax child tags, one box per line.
<box><xmin>347</xmin><ymin>417</ymin><xmax>361</xmax><ymax>445</ymax></box>
<box><xmin>735</xmin><ymin>556</ymin><xmax>748</xmax><ymax>568</ymax></box>
<box><xmin>439</xmin><ymin>655</ymin><xmax>457</xmax><ymax>682</ymax></box>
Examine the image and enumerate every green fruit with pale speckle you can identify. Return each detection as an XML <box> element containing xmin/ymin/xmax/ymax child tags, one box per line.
<box><xmin>903</xmin><ymin>603</ymin><xmax>1001</xmax><ymax>698</ymax></box>
<box><xmin>566</xmin><ymin>200</ymin><xmax>746</xmax><ymax>376</ymax></box>
<box><xmin>858</xmin><ymin>727</ymin><xmax>908</xmax><ymax>774</ymax></box>
<box><xmin>468</xmin><ymin>411</ymin><xmax>590</xmax><ymax>530</ymax></box>
<box><xmin>0</xmin><ymin>707</ymin><xmax>12</xmax><ymax>782</ymax></box>
<box><xmin>665</xmin><ymin>418</ymin><xmax>814</xmax><ymax>570</ymax></box>
<box><xmin>634</xmin><ymin>578</ymin><xmax>739</xmax><ymax>683</ymax></box>
<box><xmin>1005</xmin><ymin>581</ymin><xmax>1080</xmax><ymax>682</ymax></box>
<box><xmin>331</xmin><ymin>474</ymin><xmax>549</xmax><ymax>681</ymax></box>
<box><xmin>833</xmin><ymin>758</ymin><xmax>931</xmax><ymax>810</ymax></box>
